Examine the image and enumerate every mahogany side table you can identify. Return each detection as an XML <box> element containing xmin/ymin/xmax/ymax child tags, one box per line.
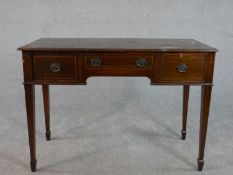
<box><xmin>18</xmin><ymin>38</ymin><xmax>217</xmax><ymax>172</ymax></box>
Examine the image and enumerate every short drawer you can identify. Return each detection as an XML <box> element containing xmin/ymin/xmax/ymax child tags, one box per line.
<box><xmin>160</xmin><ymin>53</ymin><xmax>205</xmax><ymax>82</ymax></box>
<box><xmin>85</xmin><ymin>54</ymin><xmax>153</xmax><ymax>68</ymax></box>
<box><xmin>34</xmin><ymin>56</ymin><xmax>77</xmax><ymax>80</ymax></box>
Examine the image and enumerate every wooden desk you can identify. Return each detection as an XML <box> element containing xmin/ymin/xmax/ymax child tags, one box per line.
<box><xmin>18</xmin><ymin>38</ymin><xmax>217</xmax><ymax>172</ymax></box>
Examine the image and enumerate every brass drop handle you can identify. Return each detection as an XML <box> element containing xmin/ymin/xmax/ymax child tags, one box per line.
<box><xmin>177</xmin><ymin>64</ymin><xmax>188</xmax><ymax>73</ymax></box>
<box><xmin>50</xmin><ymin>62</ymin><xmax>61</xmax><ymax>72</ymax></box>
<box><xmin>90</xmin><ymin>57</ymin><xmax>102</xmax><ymax>67</ymax></box>
<box><xmin>136</xmin><ymin>58</ymin><xmax>147</xmax><ymax>67</ymax></box>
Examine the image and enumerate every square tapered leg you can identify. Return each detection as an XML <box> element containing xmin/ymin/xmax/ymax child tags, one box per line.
<box><xmin>24</xmin><ymin>84</ymin><xmax>37</xmax><ymax>172</ymax></box>
<box><xmin>181</xmin><ymin>85</ymin><xmax>190</xmax><ymax>140</ymax></box>
<box><xmin>197</xmin><ymin>85</ymin><xmax>212</xmax><ymax>171</ymax></box>
<box><xmin>42</xmin><ymin>84</ymin><xmax>51</xmax><ymax>141</ymax></box>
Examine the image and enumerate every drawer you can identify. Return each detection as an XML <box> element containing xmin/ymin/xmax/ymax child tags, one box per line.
<box><xmin>85</xmin><ymin>54</ymin><xmax>153</xmax><ymax>68</ymax></box>
<box><xmin>34</xmin><ymin>56</ymin><xmax>77</xmax><ymax>80</ymax></box>
<box><xmin>160</xmin><ymin>53</ymin><xmax>205</xmax><ymax>82</ymax></box>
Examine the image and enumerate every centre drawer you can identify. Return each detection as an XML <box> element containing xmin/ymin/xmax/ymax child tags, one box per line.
<box><xmin>85</xmin><ymin>54</ymin><xmax>153</xmax><ymax>68</ymax></box>
<box><xmin>34</xmin><ymin>55</ymin><xmax>77</xmax><ymax>80</ymax></box>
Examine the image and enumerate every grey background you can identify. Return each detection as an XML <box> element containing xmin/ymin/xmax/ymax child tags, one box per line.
<box><xmin>0</xmin><ymin>0</ymin><xmax>232</xmax><ymax>174</ymax></box>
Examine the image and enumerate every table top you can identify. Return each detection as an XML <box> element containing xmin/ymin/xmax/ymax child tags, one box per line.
<box><xmin>18</xmin><ymin>38</ymin><xmax>217</xmax><ymax>52</ymax></box>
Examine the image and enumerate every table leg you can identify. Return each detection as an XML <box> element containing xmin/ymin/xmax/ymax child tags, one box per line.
<box><xmin>24</xmin><ymin>84</ymin><xmax>37</xmax><ymax>172</ymax></box>
<box><xmin>42</xmin><ymin>84</ymin><xmax>51</xmax><ymax>141</ymax></box>
<box><xmin>197</xmin><ymin>85</ymin><xmax>212</xmax><ymax>171</ymax></box>
<box><xmin>181</xmin><ymin>85</ymin><xmax>190</xmax><ymax>140</ymax></box>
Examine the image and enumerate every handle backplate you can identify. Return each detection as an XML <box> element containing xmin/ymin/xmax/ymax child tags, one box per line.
<box><xmin>136</xmin><ymin>58</ymin><xmax>147</xmax><ymax>67</ymax></box>
<box><xmin>90</xmin><ymin>57</ymin><xmax>102</xmax><ymax>67</ymax></box>
<box><xmin>50</xmin><ymin>63</ymin><xmax>61</xmax><ymax>72</ymax></box>
<box><xmin>177</xmin><ymin>64</ymin><xmax>188</xmax><ymax>73</ymax></box>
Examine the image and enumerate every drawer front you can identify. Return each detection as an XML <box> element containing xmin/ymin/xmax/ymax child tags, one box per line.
<box><xmin>85</xmin><ymin>54</ymin><xmax>153</xmax><ymax>68</ymax></box>
<box><xmin>160</xmin><ymin>53</ymin><xmax>205</xmax><ymax>82</ymax></box>
<box><xmin>34</xmin><ymin>56</ymin><xmax>77</xmax><ymax>80</ymax></box>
